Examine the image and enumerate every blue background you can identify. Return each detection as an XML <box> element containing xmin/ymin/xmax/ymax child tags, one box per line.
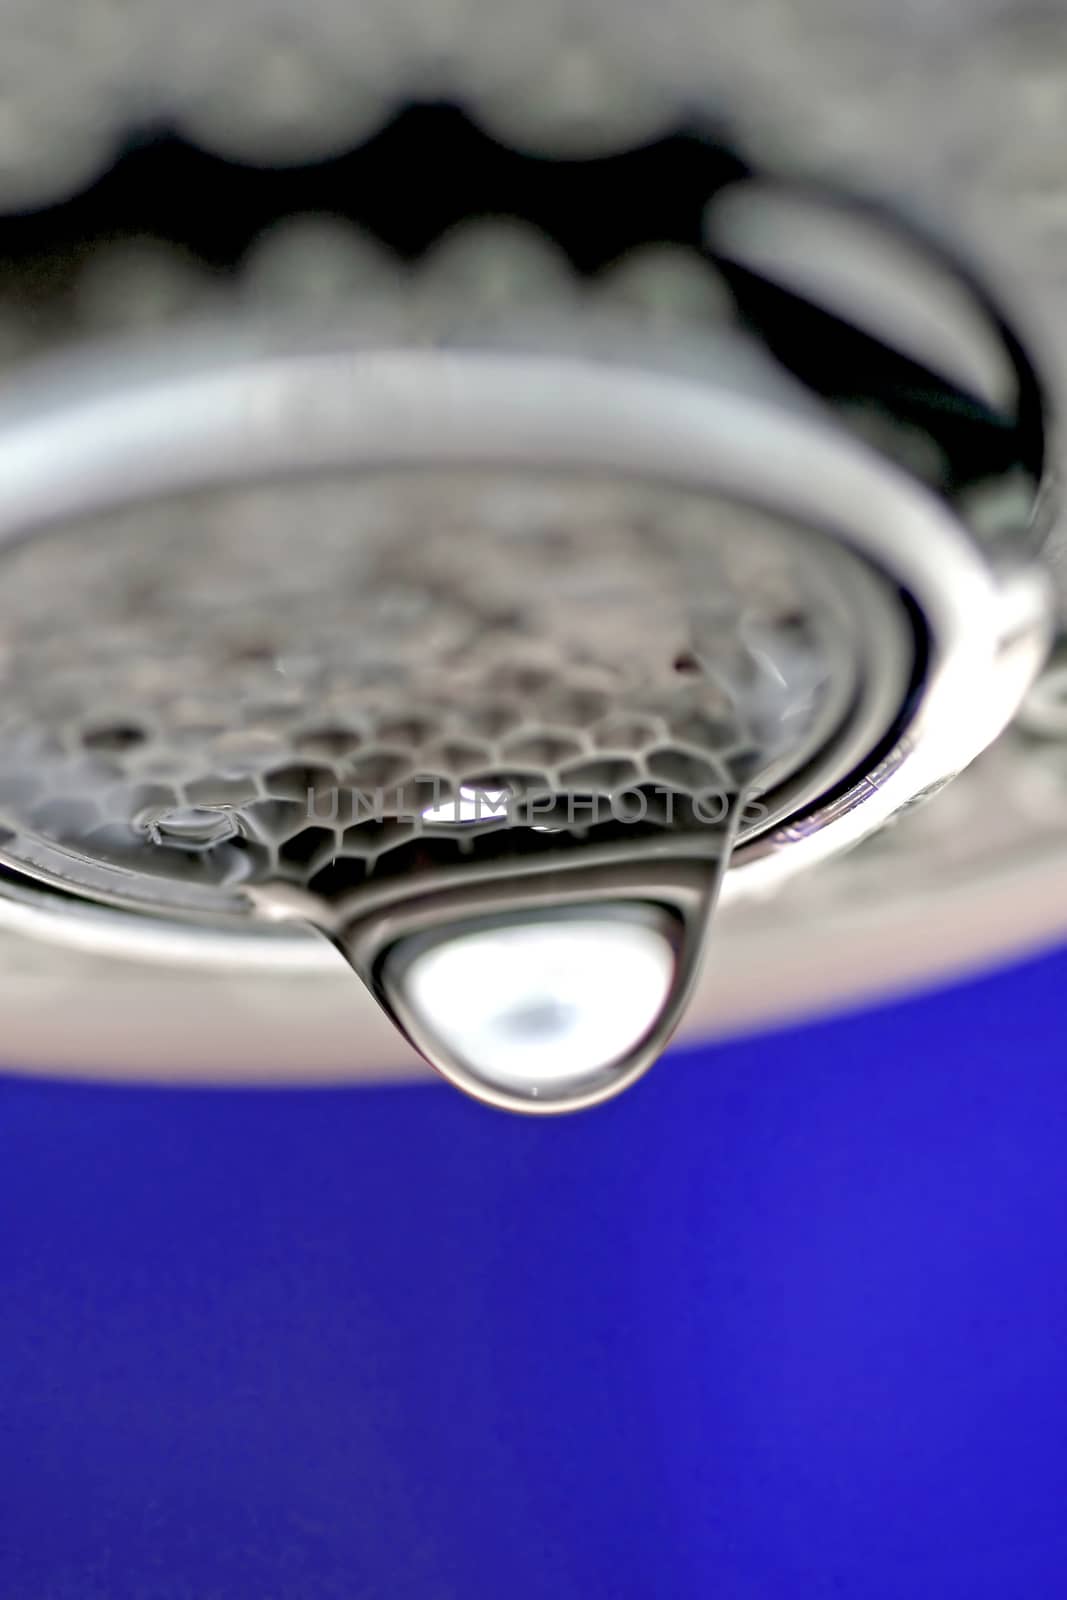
<box><xmin>3</xmin><ymin>946</ymin><xmax>1066</xmax><ymax>1599</ymax></box>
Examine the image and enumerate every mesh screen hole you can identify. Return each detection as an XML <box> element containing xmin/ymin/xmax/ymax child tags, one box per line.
<box><xmin>82</xmin><ymin>722</ymin><xmax>147</xmax><ymax>752</ymax></box>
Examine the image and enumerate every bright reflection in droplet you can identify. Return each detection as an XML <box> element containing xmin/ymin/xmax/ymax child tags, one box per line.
<box><xmin>397</xmin><ymin>911</ymin><xmax>676</xmax><ymax>1094</ymax></box>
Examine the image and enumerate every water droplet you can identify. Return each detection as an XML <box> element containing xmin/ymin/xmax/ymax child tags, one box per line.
<box><xmin>145</xmin><ymin>806</ymin><xmax>240</xmax><ymax>851</ymax></box>
<box><xmin>386</xmin><ymin>909</ymin><xmax>678</xmax><ymax>1103</ymax></box>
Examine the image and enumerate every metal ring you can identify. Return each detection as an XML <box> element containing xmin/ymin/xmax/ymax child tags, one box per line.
<box><xmin>0</xmin><ymin>323</ymin><xmax>1050</xmax><ymax>959</ymax></box>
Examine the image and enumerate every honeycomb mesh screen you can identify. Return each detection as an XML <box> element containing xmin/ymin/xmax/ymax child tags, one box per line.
<box><xmin>0</xmin><ymin>469</ymin><xmax>872</xmax><ymax>915</ymax></box>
